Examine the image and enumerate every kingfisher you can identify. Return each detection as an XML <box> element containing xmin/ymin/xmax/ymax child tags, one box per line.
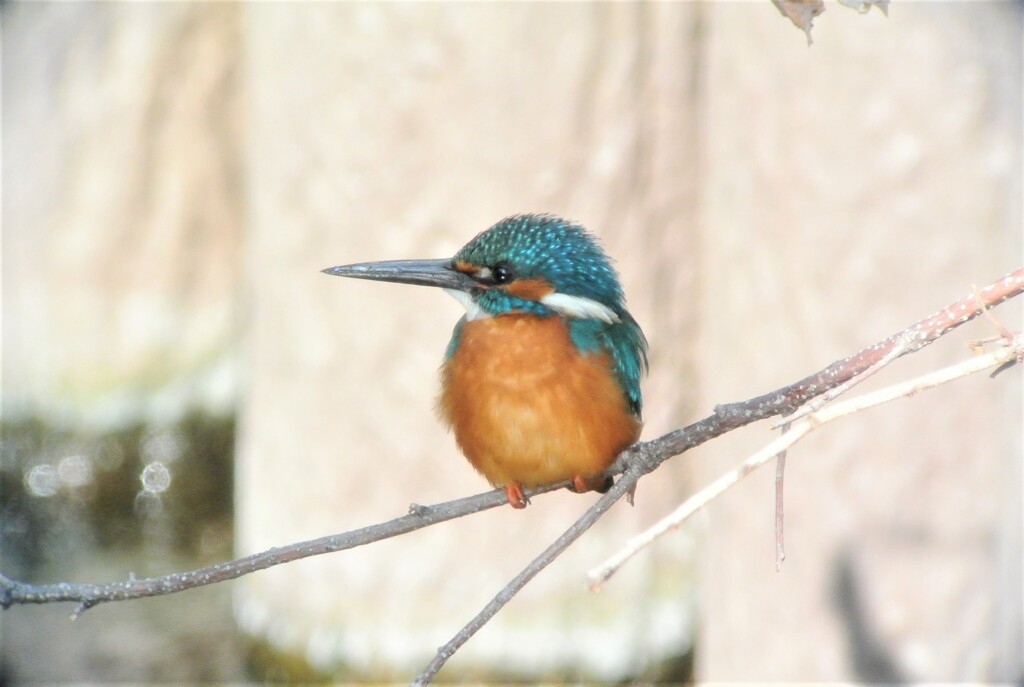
<box><xmin>323</xmin><ymin>214</ymin><xmax>647</xmax><ymax>509</ymax></box>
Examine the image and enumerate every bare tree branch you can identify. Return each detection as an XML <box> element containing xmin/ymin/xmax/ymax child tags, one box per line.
<box><xmin>0</xmin><ymin>484</ymin><xmax>563</xmax><ymax>615</ymax></box>
<box><xmin>412</xmin><ymin>465</ymin><xmax>640</xmax><ymax>686</ymax></box>
<box><xmin>651</xmin><ymin>269</ymin><xmax>1024</xmax><ymax>462</ymax></box>
<box><xmin>587</xmin><ymin>332</ymin><xmax>1023</xmax><ymax>588</ymax></box>
<box><xmin>770</xmin><ymin>338</ymin><xmax>907</xmax><ymax>428</ymax></box>
<box><xmin>413</xmin><ymin>268</ymin><xmax>1023</xmax><ymax>681</ymax></box>
<box><xmin>1</xmin><ymin>268</ymin><xmax>1021</xmax><ymax>685</ymax></box>
<box><xmin>774</xmin><ymin>423</ymin><xmax>790</xmax><ymax>571</ymax></box>
<box><xmin>769</xmin><ymin>331</ymin><xmax>914</xmax><ymax>568</ymax></box>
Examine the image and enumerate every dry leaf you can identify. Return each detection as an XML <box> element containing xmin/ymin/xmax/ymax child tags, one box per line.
<box><xmin>772</xmin><ymin>0</ymin><xmax>825</xmax><ymax>44</ymax></box>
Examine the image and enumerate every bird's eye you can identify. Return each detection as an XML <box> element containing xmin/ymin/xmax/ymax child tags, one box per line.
<box><xmin>491</xmin><ymin>262</ymin><xmax>515</xmax><ymax>284</ymax></box>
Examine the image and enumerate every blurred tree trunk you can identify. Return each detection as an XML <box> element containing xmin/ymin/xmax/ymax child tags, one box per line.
<box><xmin>696</xmin><ymin>3</ymin><xmax>1022</xmax><ymax>681</ymax></box>
<box><xmin>236</xmin><ymin>3</ymin><xmax>701</xmax><ymax>680</ymax></box>
<box><xmin>3</xmin><ymin>2</ymin><xmax>242</xmax><ymax>425</ymax></box>
<box><xmin>3</xmin><ymin>1</ymin><xmax>1020</xmax><ymax>682</ymax></box>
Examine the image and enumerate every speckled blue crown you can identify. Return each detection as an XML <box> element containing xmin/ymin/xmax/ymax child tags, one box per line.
<box><xmin>455</xmin><ymin>214</ymin><xmax>625</xmax><ymax>311</ymax></box>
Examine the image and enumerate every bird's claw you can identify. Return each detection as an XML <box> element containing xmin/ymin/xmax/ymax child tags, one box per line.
<box><xmin>570</xmin><ymin>474</ymin><xmax>613</xmax><ymax>494</ymax></box>
<box><xmin>504</xmin><ymin>483</ymin><xmax>528</xmax><ymax>509</ymax></box>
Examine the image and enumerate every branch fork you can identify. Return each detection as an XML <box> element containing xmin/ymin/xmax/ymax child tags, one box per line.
<box><xmin>2</xmin><ymin>268</ymin><xmax>1021</xmax><ymax>685</ymax></box>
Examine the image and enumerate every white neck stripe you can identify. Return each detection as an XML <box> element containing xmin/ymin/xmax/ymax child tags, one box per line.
<box><xmin>444</xmin><ymin>288</ymin><xmax>620</xmax><ymax>324</ymax></box>
<box><xmin>540</xmin><ymin>292</ymin><xmax>620</xmax><ymax>324</ymax></box>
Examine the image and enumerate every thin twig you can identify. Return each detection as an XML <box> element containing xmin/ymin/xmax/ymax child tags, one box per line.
<box><xmin>694</xmin><ymin>269</ymin><xmax>1024</xmax><ymax>447</ymax></box>
<box><xmin>973</xmin><ymin>283</ymin><xmax>1015</xmax><ymax>343</ymax></box>
<box><xmin>411</xmin><ymin>465</ymin><xmax>642</xmax><ymax>686</ymax></box>
<box><xmin>774</xmin><ymin>422</ymin><xmax>790</xmax><ymax>571</ymax></box>
<box><xmin>770</xmin><ymin>340</ymin><xmax>907</xmax><ymax>428</ymax></box>
<box><xmin>586</xmin><ymin>332</ymin><xmax>1023</xmax><ymax>588</ymax></box>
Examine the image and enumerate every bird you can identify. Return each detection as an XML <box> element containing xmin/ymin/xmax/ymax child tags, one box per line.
<box><xmin>323</xmin><ymin>213</ymin><xmax>647</xmax><ymax>509</ymax></box>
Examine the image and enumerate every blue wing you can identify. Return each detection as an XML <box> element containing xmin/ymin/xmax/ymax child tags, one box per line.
<box><xmin>568</xmin><ymin>312</ymin><xmax>648</xmax><ymax>417</ymax></box>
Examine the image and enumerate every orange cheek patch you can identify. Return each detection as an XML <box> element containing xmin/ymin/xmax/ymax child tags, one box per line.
<box><xmin>505</xmin><ymin>277</ymin><xmax>554</xmax><ymax>301</ymax></box>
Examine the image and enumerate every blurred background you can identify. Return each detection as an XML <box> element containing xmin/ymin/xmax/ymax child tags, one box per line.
<box><xmin>2</xmin><ymin>2</ymin><xmax>1021</xmax><ymax>683</ymax></box>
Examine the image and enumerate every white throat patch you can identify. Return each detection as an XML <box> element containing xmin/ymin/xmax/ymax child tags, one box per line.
<box><xmin>444</xmin><ymin>289</ymin><xmax>491</xmax><ymax>321</ymax></box>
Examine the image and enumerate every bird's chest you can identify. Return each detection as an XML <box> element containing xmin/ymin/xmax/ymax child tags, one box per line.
<box><xmin>438</xmin><ymin>314</ymin><xmax>638</xmax><ymax>487</ymax></box>
<box><xmin>446</xmin><ymin>315</ymin><xmax>573</xmax><ymax>394</ymax></box>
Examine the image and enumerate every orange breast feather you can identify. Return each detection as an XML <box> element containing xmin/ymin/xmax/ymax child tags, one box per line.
<box><xmin>438</xmin><ymin>314</ymin><xmax>640</xmax><ymax>489</ymax></box>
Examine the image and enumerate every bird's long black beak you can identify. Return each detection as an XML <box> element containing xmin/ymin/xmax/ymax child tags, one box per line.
<box><xmin>322</xmin><ymin>258</ymin><xmax>475</xmax><ymax>292</ymax></box>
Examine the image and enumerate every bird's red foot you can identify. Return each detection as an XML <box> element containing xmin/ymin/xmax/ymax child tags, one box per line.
<box><xmin>570</xmin><ymin>473</ymin><xmax>613</xmax><ymax>494</ymax></box>
<box><xmin>570</xmin><ymin>474</ymin><xmax>615</xmax><ymax>494</ymax></box>
<box><xmin>504</xmin><ymin>483</ymin><xmax>528</xmax><ymax>509</ymax></box>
